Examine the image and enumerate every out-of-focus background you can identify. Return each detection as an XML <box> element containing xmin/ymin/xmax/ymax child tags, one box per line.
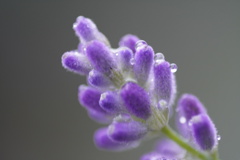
<box><xmin>1</xmin><ymin>1</ymin><xmax>240</xmax><ymax>160</ymax></box>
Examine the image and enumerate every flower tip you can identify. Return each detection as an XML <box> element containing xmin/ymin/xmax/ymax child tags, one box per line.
<box><xmin>190</xmin><ymin>114</ymin><xmax>217</xmax><ymax>151</ymax></box>
<box><xmin>61</xmin><ymin>51</ymin><xmax>91</xmax><ymax>75</ymax></box>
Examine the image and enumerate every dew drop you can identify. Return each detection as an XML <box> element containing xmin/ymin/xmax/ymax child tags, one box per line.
<box><xmin>188</xmin><ymin>121</ymin><xmax>192</xmax><ymax>126</ymax></box>
<box><xmin>217</xmin><ymin>135</ymin><xmax>221</xmax><ymax>141</ymax></box>
<box><xmin>100</xmin><ymin>93</ymin><xmax>107</xmax><ymax>101</ymax></box>
<box><xmin>170</xmin><ymin>63</ymin><xmax>178</xmax><ymax>73</ymax></box>
<box><xmin>179</xmin><ymin>116</ymin><xmax>186</xmax><ymax>124</ymax></box>
<box><xmin>154</xmin><ymin>52</ymin><xmax>165</xmax><ymax>63</ymax></box>
<box><xmin>82</xmin><ymin>46</ymin><xmax>87</xmax><ymax>54</ymax></box>
<box><xmin>130</xmin><ymin>58</ymin><xmax>135</xmax><ymax>65</ymax></box>
<box><xmin>135</xmin><ymin>40</ymin><xmax>148</xmax><ymax>50</ymax></box>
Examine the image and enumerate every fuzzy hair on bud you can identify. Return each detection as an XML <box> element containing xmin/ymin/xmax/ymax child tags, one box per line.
<box><xmin>120</xmin><ymin>82</ymin><xmax>151</xmax><ymax>120</ymax></box>
<box><xmin>119</xmin><ymin>34</ymin><xmax>140</xmax><ymax>53</ymax></box>
<box><xmin>108</xmin><ymin>120</ymin><xmax>147</xmax><ymax>143</ymax></box>
<box><xmin>94</xmin><ymin>127</ymin><xmax>139</xmax><ymax>151</ymax></box>
<box><xmin>189</xmin><ymin>114</ymin><xmax>217</xmax><ymax>151</ymax></box>
<box><xmin>153</xmin><ymin>61</ymin><xmax>176</xmax><ymax>107</ymax></box>
<box><xmin>86</xmin><ymin>40</ymin><xmax>116</xmax><ymax>76</ymax></box>
<box><xmin>62</xmin><ymin>51</ymin><xmax>92</xmax><ymax>75</ymax></box>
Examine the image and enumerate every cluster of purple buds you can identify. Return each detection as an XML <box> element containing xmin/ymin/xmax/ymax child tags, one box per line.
<box><xmin>142</xmin><ymin>94</ymin><xmax>219</xmax><ymax>160</ymax></box>
<box><xmin>62</xmin><ymin>16</ymin><xmax>219</xmax><ymax>160</ymax></box>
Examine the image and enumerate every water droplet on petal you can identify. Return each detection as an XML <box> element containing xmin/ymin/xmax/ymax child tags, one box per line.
<box><xmin>130</xmin><ymin>58</ymin><xmax>135</xmax><ymax>65</ymax></box>
<box><xmin>170</xmin><ymin>63</ymin><xmax>178</xmax><ymax>73</ymax></box>
<box><xmin>217</xmin><ymin>135</ymin><xmax>221</xmax><ymax>141</ymax></box>
<box><xmin>188</xmin><ymin>121</ymin><xmax>192</xmax><ymax>126</ymax></box>
<box><xmin>179</xmin><ymin>116</ymin><xmax>186</xmax><ymax>124</ymax></box>
<box><xmin>100</xmin><ymin>93</ymin><xmax>107</xmax><ymax>101</ymax></box>
<box><xmin>135</xmin><ymin>40</ymin><xmax>148</xmax><ymax>50</ymax></box>
<box><xmin>154</xmin><ymin>52</ymin><xmax>165</xmax><ymax>64</ymax></box>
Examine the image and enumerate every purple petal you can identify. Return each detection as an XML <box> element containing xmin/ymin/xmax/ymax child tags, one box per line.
<box><xmin>99</xmin><ymin>91</ymin><xmax>122</xmax><ymax>114</ymax></box>
<box><xmin>153</xmin><ymin>61</ymin><xmax>176</xmax><ymax>106</ymax></box>
<box><xmin>73</xmin><ymin>16</ymin><xmax>109</xmax><ymax>45</ymax></box>
<box><xmin>120</xmin><ymin>82</ymin><xmax>151</xmax><ymax>120</ymax></box>
<box><xmin>190</xmin><ymin>114</ymin><xmax>217</xmax><ymax>151</ymax></box>
<box><xmin>108</xmin><ymin>120</ymin><xmax>147</xmax><ymax>143</ymax></box>
<box><xmin>177</xmin><ymin>94</ymin><xmax>207</xmax><ymax>122</ymax></box>
<box><xmin>86</xmin><ymin>40</ymin><xmax>117</xmax><ymax>75</ymax></box>
<box><xmin>88</xmin><ymin>69</ymin><xmax>112</xmax><ymax>89</ymax></box>
<box><xmin>117</xmin><ymin>47</ymin><xmax>134</xmax><ymax>71</ymax></box>
<box><xmin>155</xmin><ymin>139</ymin><xmax>186</xmax><ymax>159</ymax></box>
<box><xmin>61</xmin><ymin>51</ymin><xmax>92</xmax><ymax>75</ymax></box>
<box><xmin>119</xmin><ymin>34</ymin><xmax>140</xmax><ymax>53</ymax></box>
<box><xmin>78</xmin><ymin>85</ymin><xmax>106</xmax><ymax>114</ymax></box>
<box><xmin>94</xmin><ymin>127</ymin><xmax>139</xmax><ymax>151</ymax></box>
<box><xmin>87</xmin><ymin>109</ymin><xmax>112</xmax><ymax>124</ymax></box>
<box><xmin>140</xmin><ymin>152</ymin><xmax>166</xmax><ymax>160</ymax></box>
<box><xmin>134</xmin><ymin>44</ymin><xmax>154</xmax><ymax>86</ymax></box>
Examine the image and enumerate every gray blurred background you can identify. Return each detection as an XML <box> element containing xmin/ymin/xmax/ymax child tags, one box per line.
<box><xmin>1</xmin><ymin>1</ymin><xmax>240</xmax><ymax>160</ymax></box>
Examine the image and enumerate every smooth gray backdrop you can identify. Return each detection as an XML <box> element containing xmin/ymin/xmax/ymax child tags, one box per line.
<box><xmin>1</xmin><ymin>1</ymin><xmax>240</xmax><ymax>160</ymax></box>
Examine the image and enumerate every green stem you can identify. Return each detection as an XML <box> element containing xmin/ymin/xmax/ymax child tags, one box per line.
<box><xmin>161</xmin><ymin>125</ymin><xmax>211</xmax><ymax>160</ymax></box>
<box><xmin>211</xmin><ymin>149</ymin><xmax>219</xmax><ymax>160</ymax></box>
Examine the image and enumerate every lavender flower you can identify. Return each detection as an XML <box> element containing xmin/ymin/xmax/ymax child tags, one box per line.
<box><xmin>189</xmin><ymin>114</ymin><xmax>218</xmax><ymax>151</ymax></box>
<box><xmin>119</xmin><ymin>34</ymin><xmax>140</xmax><ymax>53</ymax></box>
<box><xmin>62</xmin><ymin>16</ymin><xmax>220</xmax><ymax>160</ymax></box>
<box><xmin>120</xmin><ymin>82</ymin><xmax>151</xmax><ymax>120</ymax></box>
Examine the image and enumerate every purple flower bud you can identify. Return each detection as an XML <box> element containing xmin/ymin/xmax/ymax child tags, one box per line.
<box><xmin>119</xmin><ymin>34</ymin><xmax>140</xmax><ymax>53</ymax></box>
<box><xmin>140</xmin><ymin>152</ymin><xmax>165</xmax><ymax>160</ymax></box>
<box><xmin>99</xmin><ymin>91</ymin><xmax>122</xmax><ymax>114</ymax></box>
<box><xmin>120</xmin><ymin>82</ymin><xmax>151</xmax><ymax>120</ymax></box>
<box><xmin>88</xmin><ymin>70</ymin><xmax>112</xmax><ymax>88</ymax></box>
<box><xmin>78</xmin><ymin>85</ymin><xmax>106</xmax><ymax>114</ymax></box>
<box><xmin>73</xmin><ymin>16</ymin><xmax>109</xmax><ymax>45</ymax></box>
<box><xmin>94</xmin><ymin>127</ymin><xmax>139</xmax><ymax>151</ymax></box>
<box><xmin>86</xmin><ymin>40</ymin><xmax>116</xmax><ymax>76</ymax></box>
<box><xmin>117</xmin><ymin>47</ymin><xmax>134</xmax><ymax>71</ymax></box>
<box><xmin>134</xmin><ymin>44</ymin><xmax>154</xmax><ymax>86</ymax></box>
<box><xmin>155</xmin><ymin>139</ymin><xmax>186</xmax><ymax>159</ymax></box>
<box><xmin>189</xmin><ymin>114</ymin><xmax>217</xmax><ymax>151</ymax></box>
<box><xmin>153</xmin><ymin>61</ymin><xmax>176</xmax><ymax>106</ymax></box>
<box><xmin>108</xmin><ymin>120</ymin><xmax>147</xmax><ymax>143</ymax></box>
<box><xmin>87</xmin><ymin>109</ymin><xmax>112</xmax><ymax>124</ymax></box>
<box><xmin>177</xmin><ymin>94</ymin><xmax>207</xmax><ymax>122</ymax></box>
<box><xmin>61</xmin><ymin>51</ymin><xmax>92</xmax><ymax>75</ymax></box>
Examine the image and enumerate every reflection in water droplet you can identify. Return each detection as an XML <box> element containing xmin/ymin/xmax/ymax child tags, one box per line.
<box><xmin>170</xmin><ymin>63</ymin><xmax>178</xmax><ymax>73</ymax></box>
<box><xmin>179</xmin><ymin>116</ymin><xmax>186</xmax><ymax>124</ymax></box>
<box><xmin>130</xmin><ymin>58</ymin><xmax>135</xmax><ymax>65</ymax></box>
<box><xmin>154</xmin><ymin>52</ymin><xmax>165</xmax><ymax>64</ymax></box>
<box><xmin>217</xmin><ymin>135</ymin><xmax>221</xmax><ymax>141</ymax></box>
<box><xmin>135</xmin><ymin>40</ymin><xmax>148</xmax><ymax>50</ymax></box>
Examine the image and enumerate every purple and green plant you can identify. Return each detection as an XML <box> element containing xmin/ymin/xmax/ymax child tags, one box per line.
<box><xmin>61</xmin><ymin>16</ymin><xmax>220</xmax><ymax>160</ymax></box>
